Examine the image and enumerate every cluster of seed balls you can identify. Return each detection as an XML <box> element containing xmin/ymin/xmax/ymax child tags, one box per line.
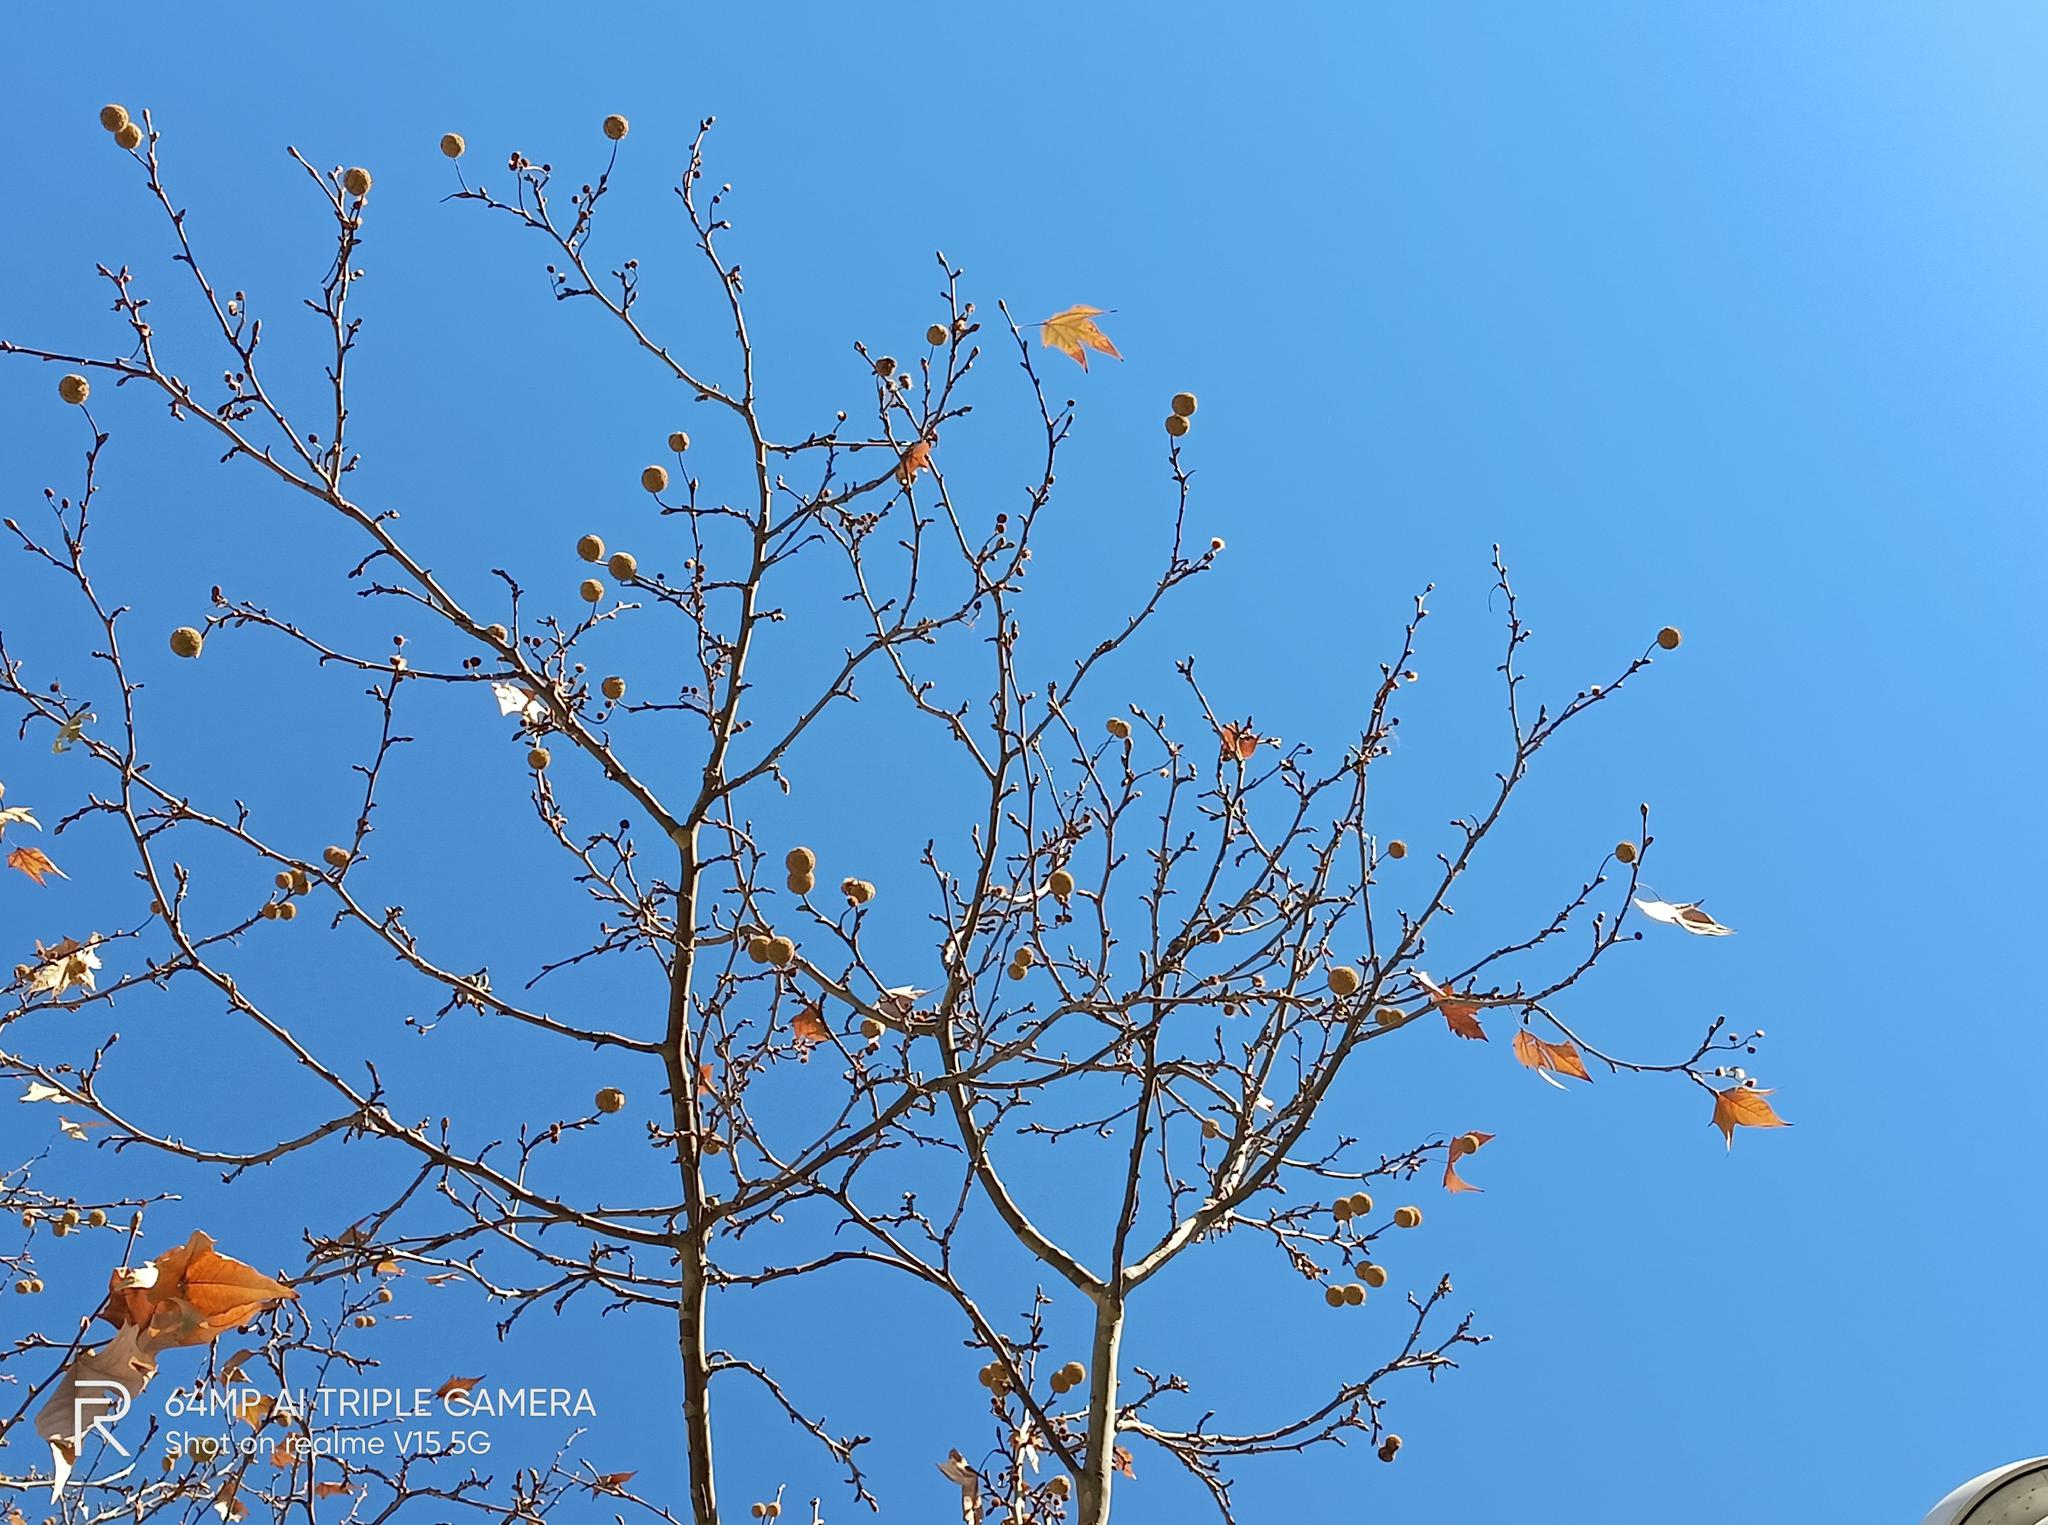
<box><xmin>13</xmin><ymin>1206</ymin><xmax>112</xmax><ymax>1293</ymax></box>
<box><xmin>1163</xmin><ymin>391</ymin><xmax>1198</xmax><ymax>438</ymax></box>
<box><xmin>976</xmin><ymin>1356</ymin><xmax>1088</xmax><ymax>1398</ymax></box>
<box><xmin>98</xmin><ymin>102</ymin><xmax>143</xmax><ymax>151</ymax></box>
<box><xmin>1320</xmin><ymin>1191</ymin><xmax>1420</xmax><ymax>1310</ymax></box>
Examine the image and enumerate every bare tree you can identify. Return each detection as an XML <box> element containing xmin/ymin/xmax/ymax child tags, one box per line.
<box><xmin>0</xmin><ymin>104</ymin><xmax>1778</xmax><ymax>1525</ymax></box>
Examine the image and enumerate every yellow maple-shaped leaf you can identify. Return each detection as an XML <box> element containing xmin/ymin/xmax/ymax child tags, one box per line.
<box><xmin>1709</xmin><ymin>1084</ymin><xmax>1789</xmax><ymax>1149</ymax></box>
<box><xmin>1040</xmin><ymin>305</ymin><xmax>1122</xmax><ymax>371</ymax></box>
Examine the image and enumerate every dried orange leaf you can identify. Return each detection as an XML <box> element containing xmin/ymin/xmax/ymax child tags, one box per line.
<box><xmin>589</xmin><ymin>1471</ymin><xmax>637</xmax><ymax>1494</ymax></box>
<box><xmin>791</xmin><ymin>1006</ymin><xmax>830</xmax><ymax>1045</ymax></box>
<box><xmin>8</xmin><ymin>846</ymin><xmax>63</xmax><ymax>886</ymax></box>
<box><xmin>1511</xmin><ymin>1029</ymin><xmax>1591</xmax><ymax>1086</ymax></box>
<box><xmin>436</xmin><ymin>1375</ymin><xmax>483</xmax><ymax>1401</ymax></box>
<box><xmin>102</xmin><ymin>1231</ymin><xmax>297</xmax><ymax>1345</ymax></box>
<box><xmin>1710</xmin><ymin>1084</ymin><xmax>1789</xmax><ymax>1149</ymax></box>
<box><xmin>1040</xmin><ymin>304</ymin><xmax>1122</xmax><ymax>371</ymax></box>
<box><xmin>1443</xmin><ymin>1130</ymin><xmax>1495</xmax><ymax>1193</ymax></box>
<box><xmin>1414</xmin><ymin>971</ymin><xmax>1487</xmax><ymax>1041</ymax></box>
<box><xmin>896</xmin><ymin>438</ymin><xmax>933</xmax><ymax>486</ymax></box>
<box><xmin>1219</xmin><ymin>722</ymin><xmax>1259</xmax><ymax>763</ymax></box>
<box><xmin>1113</xmin><ymin>1444</ymin><xmax>1137</xmax><ymax>1479</ymax></box>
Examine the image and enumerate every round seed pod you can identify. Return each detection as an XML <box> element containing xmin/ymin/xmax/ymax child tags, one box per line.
<box><xmin>927</xmin><ymin>324</ymin><xmax>949</xmax><ymax>346</ymax></box>
<box><xmin>603</xmin><ymin>114</ymin><xmax>630</xmax><ymax>141</ymax></box>
<box><xmin>323</xmin><ymin>846</ymin><xmax>352</xmax><ymax>868</ymax></box>
<box><xmin>115</xmin><ymin>123</ymin><xmax>144</xmax><ymax>150</ymax></box>
<box><xmin>578</xmin><ymin>533</ymin><xmax>606</xmax><ymax>562</ymax></box>
<box><xmin>1393</xmin><ymin>1205</ymin><xmax>1423</xmax><ymax>1229</ymax></box>
<box><xmin>602</xmin><ymin>675</ymin><xmax>627</xmax><ymax>701</ymax></box>
<box><xmin>441</xmin><ymin>133</ymin><xmax>466</xmax><ymax>159</ymax></box>
<box><xmin>1171</xmin><ymin>392</ymin><xmax>1198</xmax><ymax>418</ymax></box>
<box><xmin>1048</xmin><ymin>868</ymin><xmax>1075</xmax><ymax>901</ymax></box>
<box><xmin>746</xmin><ymin>935</ymin><xmax>773</xmax><ymax>964</ymax></box>
<box><xmin>668</xmin><ymin>431</ymin><xmax>691</xmax><ymax>452</ymax></box>
<box><xmin>785</xmin><ymin>846</ymin><xmax>817</xmax><ymax>874</ymax></box>
<box><xmin>1341</xmin><ymin>1283</ymin><xmax>1366</xmax><ymax>1306</ymax></box>
<box><xmin>1361</xmin><ymin>1263</ymin><xmax>1388</xmax><ymax>1288</ymax></box>
<box><xmin>343</xmin><ymin>167</ymin><xmax>373</xmax><ymax>197</ymax></box>
<box><xmin>860</xmin><ymin>1016</ymin><xmax>884</xmax><ymax>1040</ymax></box>
<box><xmin>786</xmin><ymin>872</ymin><xmax>815</xmax><ymax>895</ymax></box>
<box><xmin>767</xmin><ymin>936</ymin><xmax>795</xmax><ymax>967</ymax></box>
<box><xmin>1165</xmin><ymin>413</ymin><xmax>1190</xmax><ymax>438</ymax></box>
<box><xmin>1657</xmin><ymin>626</ymin><xmax>1682</xmax><ymax>650</ymax></box>
<box><xmin>1060</xmin><ymin>1361</ymin><xmax>1086</xmax><ymax>1386</ymax></box>
<box><xmin>1347</xmin><ymin>1192</ymin><xmax>1373</xmax><ymax>1216</ymax></box>
<box><xmin>579</xmin><ymin>578</ymin><xmax>605</xmax><ymax>603</ymax></box>
<box><xmin>608</xmin><ymin>552</ymin><xmax>638</xmax><ymax>581</ymax></box>
<box><xmin>528</xmin><ymin>746</ymin><xmax>552</xmax><ymax>770</ymax></box>
<box><xmin>595</xmin><ymin>1087</ymin><xmax>626</xmax><ymax>1114</ymax></box>
<box><xmin>1106</xmin><ymin>716</ymin><xmax>1131</xmax><ymax>739</ymax></box>
<box><xmin>1386</xmin><ymin>839</ymin><xmax>1408</xmax><ymax>859</ymax></box>
<box><xmin>58</xmin><ymin>373</ymin><xmax>92</xmax><ymax>405</ymax></box>
<box><xmin>100</xmin><ymin>104</ymin><xmax>131</xmax><ymax>132</ymax></box>
<box><xmin>169</xmin><ymin>626</ymin><xmax>204</xmax><ymax>659</ymax></box>
<box><xmin>641</xmin><ymin>464</ymin><xmax>669</xmax><ymax>493</ymax></box>
<box><xmin>1327</xmin><ymin>965</ymin><xmax>1361</xmax><ymax>998</ymax></box>
<box><xmin>1615</xmin><ymin>840</ymin><xmax>1638</xmax><ymax>864</ymax></box>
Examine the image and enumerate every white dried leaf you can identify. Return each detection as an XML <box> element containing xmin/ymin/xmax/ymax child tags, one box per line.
<box><xmin>36</xmin><ymin>1324</ymin><xmax>158</xmax><ymax>1496</ymax></box>
<box><xmin>1632</xmin><ymin>897</ymin><xmax>1734</xmax><ymax>937</ymax></box>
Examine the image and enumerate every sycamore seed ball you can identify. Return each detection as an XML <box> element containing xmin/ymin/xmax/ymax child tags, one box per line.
<box><xmin>579</xmin><ymin>578</ymin><xmax>605</xmax><ymax>604</ymax></box>
<box><xmin>786</xmin><ymin>846</ymin><xmax>817</xmax><ymax>874</ymax></box>
<box><xmin>1361</xmin><ymin>1262</ymin><xmax>1388</xmax><ymax>1288</ymax></box>
<box><xmin>440</xmin><ymin>132</ymin><xmax>466</xmax><ymax>159</ymax></box>
<box><xmin>323</xmin><ymin>845</ymin><xmax>351</xmax><ymax>868</ymax></box>
<box><xmin>578</xmin><ymin>533</ymin><xmax>606</xmax><ymax>563</ymax></box>
<box><xmin>641</xmin><ymin>464</ymin><xmax>669</xmax><ymax>494</ymax></box>
<box><xmin>668</xmin><ymin>431</ymin><xmax>691</xmax><ymax>452</ymax></box>
<box><xmin>1164</xmin><ymin>413</ymin><xmax>1190</xmax><ymax>438</ymax></box>
<box><xmin>277</xmin><ymin>902</ymin><xmax>298</xmax><ymax>922</ymax></box>
<box><xmin>767</xmin><ymin>936</ymin><xmax>795</xmax><ymax>967</ymax></box>
<box><xmin>842</xmin><ymin>877</ymin><xmax>875</xmax><ymax>905</ymax></box>
<box><xmin>1615</xmin><ymin>840</ymin><xmax>1638</xmax><ymax>865</ymax></box>
<box><xmin>100</xmin><ymin>104</ymin><xmax>131</xmax><ymax>132</ymax></box>
<box><xmin>1171</xmin><ymin>391</ymin><xmax>1198</xmax><ymax>418</ymax></box>
<box><xmin>377</xmin><ymin>1286</ymin><xmax>394</xmax><ymax>1303</ymax></box>
<box><xmin>58</xmin><ymin>373</ymin><xmax>91</xmax><ymax>405</ymax></box>
<box><xmin>1393</xmin><ymin>1205</ymin><xmax>1423</xmax><ymax>1229</ymax></box>
<box><xmin>595</xmin><ymin>1087</ymin><xmax>626</xmax><ymax>1114</ymax></box>
<box><xmin>1106</xmin><ymin>716</ymin><xmax>1131</xmax><ymax>740</ymax></box>
<box><xmin>115</xmin><ymin>122</ymin><xmax>144</xmax><ymax>150</ymax></box>
<box><xmin>1386</xmin><ymin>839</ymin><xmax>1407</xmax><ymax>860</ymax></box>
<box><xmin>602</xmin><ymin>675</ymin><xmax>627</xmax><ymax>701</ymax></box>
<box><xmin>608</xmin><ymin>551</ymin><xmax>638</xmax><ymax>581</ymax></box>
<box><xmin>1657</xmin><ymin>626</ymin><xmax>1682</xmax><ymax>651</ymax></box>
<box><xmin>746</xmin><ymin>935</ymin><xmax>773</xmax><ymax>964</ymax></box>
<box><xmin>343</xmin><ymin>167</ymin><xmax>373</xmax><ymax>198</ymax></box>
<box><xmin>1342</xmin><ymin>1283</ymin><xmax>1367</xmax><ymax>1306</ymax></box>
<box><xmin>787</xmin><ymin>871</ymin><xmax>815</xmax><ymax>895</ymax></box>
<box><xmin>1374</xmin><ymin>1006</ymin><xmax>1402</xmax><ymax>1027</ymax></box>
<box><xmin>1327</xmin><ymin>964</ymin><xmax>1361</xmax><ymax>998</ymax></box>
<box><xmin>1332</xmin><ymin>1198</ymin><xmax>1354</xmax><ymax>1222</ymax></box>
<box><xmin>1348</xmin><ymin>1191</ymin><xmax>1373</xmax><ymax>1216</ymax></box>
<box><xmin>603</xmin><ymin>114</ymin><xmax>630</xmax><ymax>141</ymax></box>
<box><xmin>88</xmin><ymin>1207</ymin><xmax>108</xmax><ymax>1228</ymax></box>
<box><xmin>1378</xmin><ymin>1436</ymin><xmax>1402</xmax><ymax>1462</ymax></box>
<box><xmin>1060</xmin><ymin>1360</ymin><xmax>1086</xmax><ymax>1385</ymax></box>
<box><xmin>528</xmin><ymin>746</ymin><xmax>552</xmax><ymax>770</ymax></box>
<box><xmin>169</xmin><ymin>626</ymin><xmax>204</xmax><ymax>659</ymax></box>
<box><xmin>1048</xmin><ymin>868</ymin><xmax>1075</xmax><ymax>901</ymax></box>
<box><xmin>927</xmin><ymin>323</ymin><xmax>949</xmax><ymax>346</ymax></box>
<box><xmin>860</xmin><ymin>1016</ymin><xmax>884</xmax><ymax>1040</ymax></box>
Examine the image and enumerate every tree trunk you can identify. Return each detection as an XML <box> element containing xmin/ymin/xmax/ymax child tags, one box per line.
<box><xmin>1074</xmin><ymin>1299</ymin><xmax>1126</xmax><ymax>1525</ymax></box>
<box><xmin>669</xmin><ymin>832</ymin><xmax>721</xmax><ymax>1525</ymax></box>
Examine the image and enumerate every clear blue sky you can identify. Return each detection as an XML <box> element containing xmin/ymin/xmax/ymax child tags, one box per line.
<box><xmin>3</xmin><ymin>4</ymin><xmax>2045</xmax><ymax>1521</ymax></box>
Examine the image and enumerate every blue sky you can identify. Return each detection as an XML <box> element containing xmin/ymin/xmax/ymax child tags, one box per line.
<box><xmin>3</xmin><ymin>4</ymin><xmax>2045</xmax><ymax>1521</ymax></box>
